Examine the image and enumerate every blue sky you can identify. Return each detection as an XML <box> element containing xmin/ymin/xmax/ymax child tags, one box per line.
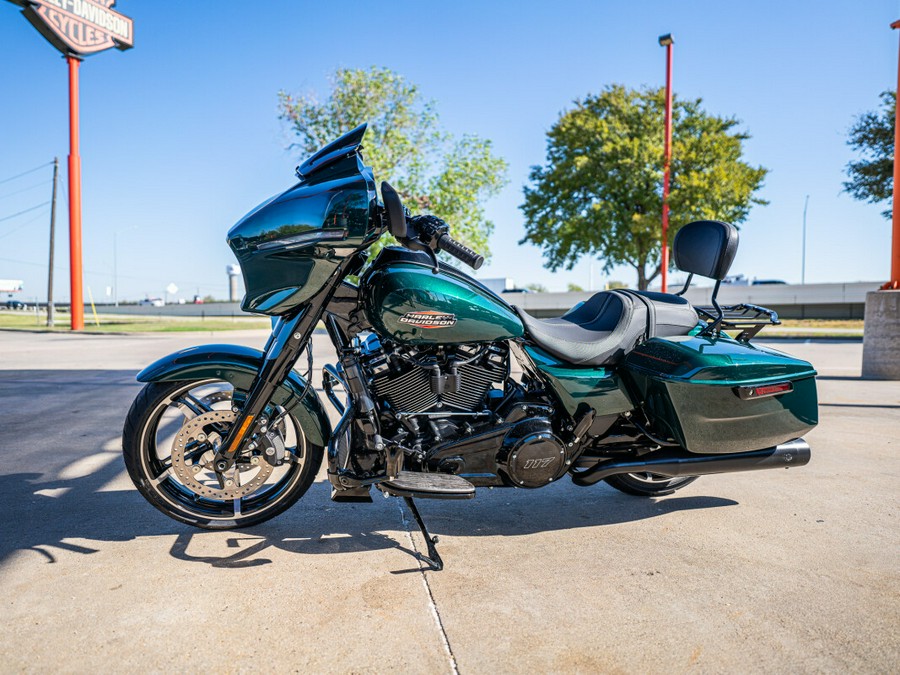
<box><xmin>0</xmin><ymin>0</ymin><xmax>897</xmax><ymax>302</ymax></box>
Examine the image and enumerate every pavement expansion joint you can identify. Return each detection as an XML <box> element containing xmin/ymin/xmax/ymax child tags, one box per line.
<box><xmin>397</xmin><ymin>499</ymin><xmax>459</xmax><ymax>675</ymax></box>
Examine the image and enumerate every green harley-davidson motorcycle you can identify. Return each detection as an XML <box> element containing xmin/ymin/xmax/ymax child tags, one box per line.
<box><xmin>123</xmin><ymin>124</ymin><xmax>817</xmax><ymax>569</ymax></box>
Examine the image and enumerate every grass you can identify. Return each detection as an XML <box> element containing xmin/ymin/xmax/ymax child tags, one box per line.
<box><xmin>773</xmin><ymin>319</ymin><xmax>863</xmax><ymax>330</ymax></box>
<box><xmin>0</xmin><ymin>310</ymin><xmax>271</xmax><ymax>333</ymax></box>
<box><xmin>0</xmin><ymin>311</ymin><xmax>865</xmax><ymax>338</ymax></box>
<box><xmin>728</xmin><ymin>319</ymin><xmax>864</xmax><ymax>339</ymax></box>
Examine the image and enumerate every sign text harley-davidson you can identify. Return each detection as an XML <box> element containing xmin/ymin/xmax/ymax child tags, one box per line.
<box><xmin>11</xmin><ymin>0</ymin><xmax>133</xmax><ymax>56</ymax></box>
<box><xmin>398</xmin><ymin>311</ymin><xmax>458</xmax><ymax>328</ymax></box>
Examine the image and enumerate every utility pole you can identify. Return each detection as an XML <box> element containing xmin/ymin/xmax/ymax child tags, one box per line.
<box><xmin>47</xmin><ymin>157</ymin><xmax>58</xmax><ymax>326</ymax></box>
<box><xmin>802</xmin><ymin>195</ymin><xmax>809</xmax><ymax>285</ymax></box>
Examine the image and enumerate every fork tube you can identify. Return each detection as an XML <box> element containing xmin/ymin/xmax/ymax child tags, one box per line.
<box><xmin>215</xmin><ymin>254</ymin><xmax>364</xmax><ymax>467</ymax></box>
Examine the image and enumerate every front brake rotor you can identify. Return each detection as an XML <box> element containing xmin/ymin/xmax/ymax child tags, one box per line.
<box><xmin>170</xmin><ymin>410</ymin><xmax>274</xmax><ymax>500</ymax></box>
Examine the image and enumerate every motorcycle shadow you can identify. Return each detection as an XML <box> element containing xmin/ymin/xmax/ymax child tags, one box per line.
<box><xmin>401</xmin><ymin>479</ymin><xmax>739</xmax><ymax>538</ymax></box>
<box><xmin>166</xmin><ymin>480</ymin><xmax>739</xmax><ymax>569</ymax></box>
<box><xmin>0</xmin><ymin>467</ymin><xmax>736</xmax><ymax>571</ymax></box>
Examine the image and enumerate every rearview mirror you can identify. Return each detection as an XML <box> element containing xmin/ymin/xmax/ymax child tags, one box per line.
<box><xmin>381</xmin><ymin>182</ymin><xmax>407</xmax><ymax>239</ymax></box>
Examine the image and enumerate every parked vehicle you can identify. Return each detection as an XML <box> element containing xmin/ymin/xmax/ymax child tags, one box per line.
<box><xmin>4</xmin><ymin>300</ymin><xmax>28</xmax><ymax>310</ymax></box>
<box><xmin>122</xmin><ymin>125</ymin><xmax>817</xmax><ymax>570</ymax></box>
<box><xmin>723</xmin><ymin>274</ymin><xmax>787</xmax><ymax>286</ymax></box>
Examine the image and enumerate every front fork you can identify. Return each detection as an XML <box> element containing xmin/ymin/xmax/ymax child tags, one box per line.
<box><xmin>212</xmin><ymin>253</ymin><xmax>365</xmax><ymax>471</ymax></box>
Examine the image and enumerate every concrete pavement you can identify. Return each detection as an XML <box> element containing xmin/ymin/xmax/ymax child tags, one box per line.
<box><xmin>0</xmin><ymin>330</ymin><xmax>897</xmax><ymax>673</ymax></box>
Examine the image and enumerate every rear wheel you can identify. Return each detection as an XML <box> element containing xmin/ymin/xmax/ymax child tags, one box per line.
<box><xmin>604</xmin><ymin>473</ymin><xmax>698</xmax><ymax>497</ymax></box>
<box><xmin>122</xmin><ymin>378</ymin><xmax>323</xmax><ymax>530</ymax></box>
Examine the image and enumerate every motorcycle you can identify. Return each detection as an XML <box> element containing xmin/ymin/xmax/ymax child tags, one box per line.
<box><xmin>123</xmin><ymin>124</ymin><xmax>817</xmax><ymax>570</ymax></box>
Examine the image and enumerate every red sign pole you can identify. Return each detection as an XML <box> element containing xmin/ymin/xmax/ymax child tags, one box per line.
<box><xmin>660</xmin><ymin>34</ymin><xmax>674</xmax><ymax>293</ymax></box>
<box><xmin>67</xmin><ymin>55</ymin><xmax>84</xmax><ymax>330</ymax></box>
<box><xmin>889</xmin><ymin>20</ymin><xmax>900</xmax><ymax>289</ymax></box>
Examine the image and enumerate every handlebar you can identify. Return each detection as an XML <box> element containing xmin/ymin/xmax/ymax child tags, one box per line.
<box><xmin>436</xmin><ymin>233</ymin><xmax>484</xmax><ymax>270</ymax></box>
<box><xmin>404</xmin><ymin>214</ymin><xmax>485</xmax><ymax>271</ymax></box>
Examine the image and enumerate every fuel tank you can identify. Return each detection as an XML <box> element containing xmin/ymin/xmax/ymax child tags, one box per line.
<box><xmin>362</xmin><ymin>247</ymin><xmax>524</xmax><ymax>345</ymax></box>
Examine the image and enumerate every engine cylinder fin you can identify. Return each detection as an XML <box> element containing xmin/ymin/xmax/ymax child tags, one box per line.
<box><xmin>369</xmin><ymin>344</ymin><xmax>508</xmax><ymax>415</ymax></box>
<box><xmin>442</xmin><ymin>363</ymin><xmax>498</xmax><ymax>411</ymax></box>
<box><xmin>373</xmin><ymin>366</ymin><xmax>437</xmax><ymax>413</ymax></box>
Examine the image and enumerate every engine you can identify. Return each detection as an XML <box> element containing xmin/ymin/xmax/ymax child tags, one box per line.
<box><xmin>352</xmin><ymin>334</ymin><xmax>571</xmax><ymax>488</ymax></box>
<box><xmin>366</xmin><ymin>340</ymin><xmax>507</xmax><ymax>414</ymax></box>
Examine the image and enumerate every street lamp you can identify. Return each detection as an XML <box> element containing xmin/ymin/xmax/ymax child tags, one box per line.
<box><xmin>802</xmin><ymin>195</ymin><xmax>809</xmax><ymax>284</ymax></box>
<box><xmin>113</xmin><ymin>226</ymin><xmax>137</xmax><ymax>307</ymax></box>
<box><xmin>659</xmin><ymin>33</ymin><xmax>674</xmax><ymax>293</ymax></box>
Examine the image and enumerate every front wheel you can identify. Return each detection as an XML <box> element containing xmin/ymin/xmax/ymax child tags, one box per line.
<box><xmin>122</xmin><ymin>378</ymin><xmax>323</xmax><ymax>530</ymax></box>
<box><xmin>604</xmin><ymin>473</ymin><xmax>698</xmax><ymax>497</ymax></box>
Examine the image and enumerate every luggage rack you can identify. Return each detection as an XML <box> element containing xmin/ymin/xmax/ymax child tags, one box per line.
<box><xmin>695</xmin><ymin>302</ymin><xmax>780</xmax><ymax>342</ymax></box>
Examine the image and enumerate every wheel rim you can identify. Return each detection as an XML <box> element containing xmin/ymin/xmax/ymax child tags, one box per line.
<box><xmin>627</xmin><ymin>472</ymin><xmax>673</xmax><ymax>484</ymax></box>
<box><xmin>625</xmin><ymin>473</ymin><xmax>695</xmax><ymax>486</ymax></box>
<box><xmin>138</xmin><ymin>379</ymin><xmax>308</xmax><ymax>523</ymax></box>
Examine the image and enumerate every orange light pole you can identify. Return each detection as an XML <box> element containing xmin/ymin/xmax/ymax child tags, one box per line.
<box><xmin>889</xmin><ymin>20</ymin><xmax>900</xmax><ymax>289</ymax></box>
<box><xmin>67</xmin><ymin>55</ymin><xmax>84</xmax><ymax>330</ymax></box>
<box><xmin>659</xmin><ymin>33</ymin><xmax>674</xmax><ymax>293</ymax></box>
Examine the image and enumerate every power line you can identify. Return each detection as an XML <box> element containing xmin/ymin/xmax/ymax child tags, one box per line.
<box><xmin>0</xmin><ymin>207</ymin><xmax>50</xmax><ymax>241</ymax></box>
<box><xmin>0</xmin><ymin>255</ymin><xmax>229</xmax><ymax>290</ymax></box>
<box><xmin>0</xmin><ymin>162</ymin><xmax>53</xmax><ymax>186</ymax></box>
<box><xmin>0</xmin><ymin>179</ymin><xmax>52</xmax><ymax>201</ymax></box>
<box><xmin>0</xmin><ymin>201</ymin><xmax>51</xmax><ymax>223</ymax></box>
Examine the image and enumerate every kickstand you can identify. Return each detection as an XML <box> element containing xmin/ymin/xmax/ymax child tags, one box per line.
<box><xmin>403</xmin><ymin>496</ymin><xmax>443</xmax><ymax>571</ymax></box>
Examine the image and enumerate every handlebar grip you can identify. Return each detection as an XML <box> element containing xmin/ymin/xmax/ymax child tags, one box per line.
<box><xmin>437</xmin><ymin>234</ymin><xmax>484</xmax><ymax>270</ymax></box>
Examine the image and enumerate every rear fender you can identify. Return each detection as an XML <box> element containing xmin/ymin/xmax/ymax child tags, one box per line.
<box><xmin>136</xmin><ymin>344</ymin><xmax>331</xmax><ymax>447</ymax></box>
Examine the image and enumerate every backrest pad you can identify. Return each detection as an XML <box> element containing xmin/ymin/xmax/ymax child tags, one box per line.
<box><xmin>672</xmin><ymin>220</ymin><xmax>739</xmax><ymax>280</ymax></box>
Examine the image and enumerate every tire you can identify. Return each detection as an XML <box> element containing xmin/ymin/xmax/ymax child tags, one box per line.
<box><xmin>604</xmin><ymin>472</ymin><xmax>698</xmax><ymax>497</ymax></box>
<box><xmin>123</xmin><ymin>378</ymin><xmax>323</xmax><ymax>530</ymax></box>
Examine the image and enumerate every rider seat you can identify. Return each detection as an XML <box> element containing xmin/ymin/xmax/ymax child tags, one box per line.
<box><xmin>514</xmin><ymin>289</ymin><xmax>698</xmax><ymax>366</ymax></box>
<box><xmin>515</xmin><ymin>220</ymin><xmax>740</xmax><ymax>367</ymax></box>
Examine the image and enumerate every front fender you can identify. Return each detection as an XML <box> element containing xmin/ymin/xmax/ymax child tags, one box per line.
<box><xmin>137</xmin><ymin>344</ymin><xmax>332</xmax><ymax>447</ymax></box>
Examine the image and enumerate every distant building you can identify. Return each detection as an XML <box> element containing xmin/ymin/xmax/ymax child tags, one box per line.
<box><xmin>479</xmin><ymin>277</ymin><xmax>515</xmax><ymax>294</ymax></box>
<box><xmin>0</xmin><ymin>279</ymin><xmax>24</xmax><ymax>294</ymax></box>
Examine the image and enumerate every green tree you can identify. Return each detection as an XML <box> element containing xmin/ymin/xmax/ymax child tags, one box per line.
<box><xmin>520</xmin><ymin>85</ymin><xmax>767</xmax><ymax>290</ymax></box>
<box><xmin>566</xmin><ymin>282</ymin><xmax>584</xmax><ymax>292</ymax></box>
<box><xmin>844</xmin><ymin>91</ymin><xmax>895</xmax><ymax>219</ymax></box>
<box><xmin>524</xmin><ymin>283</ymin><xmax>547</xmax><ymax>293</ymax></box>
<box><xmin>279</xmin><ymin>67</ymin><xmax>508</xmax><ymax>258</ymax></box>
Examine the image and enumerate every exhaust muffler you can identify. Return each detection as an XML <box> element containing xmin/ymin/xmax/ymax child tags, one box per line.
<box><xmin>570</xmin><ymin>438</ymin><xmax>811</xmax><ymax>487</ymax></box>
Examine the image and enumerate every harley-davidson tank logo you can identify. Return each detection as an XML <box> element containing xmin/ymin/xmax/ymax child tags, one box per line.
<box><xmin>398</xmin><ymin>311</ymin><xmax>457</xmax><ymax>328</ymax></box>
<box><xmin>15</xmin><ymin>0</ymin><xmax>134</xmax><ymax>56</ymax></box>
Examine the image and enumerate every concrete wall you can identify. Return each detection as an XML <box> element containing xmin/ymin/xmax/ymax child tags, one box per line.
<box><xmin>512</xmin><ymin>282</ymin><xmax>879</xmax><ymax>319</ymax></box>
<box><xmin>93</xmin><ymin>302</ymin><xmax>252</xmax><ymax>318</ymax></box>
<box><xmin>90</xmin><ymin>281</ymin><xmax>880</xmax><ymax>320</ymax></box>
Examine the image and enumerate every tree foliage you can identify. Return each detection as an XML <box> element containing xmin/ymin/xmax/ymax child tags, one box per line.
<box><xmin>278</xmin><ymin>67</ymin><xmax>508</xmax><ymax>258</ymax></box>
<box><xmin>844</xmin><ymin>91</ymin><xmax>894</xmax><ymax>219</ymax></box>
<box><xmin>520</xmin><ymin>85</ymin><xmax>767</xmax><ymax>289</ymax></box>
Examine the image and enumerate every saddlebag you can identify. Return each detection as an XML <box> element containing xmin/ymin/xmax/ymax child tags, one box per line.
<box><xmin>622</xmin><ymin>335</ymin><xmax>818</xmax><ymax>454</ymax></box>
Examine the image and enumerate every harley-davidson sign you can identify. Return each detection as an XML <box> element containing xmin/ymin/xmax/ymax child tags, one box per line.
<box><xmin>10</xmin><ymin>0</ymin><xmax>133</xmax><ymax>56</ymax></box>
